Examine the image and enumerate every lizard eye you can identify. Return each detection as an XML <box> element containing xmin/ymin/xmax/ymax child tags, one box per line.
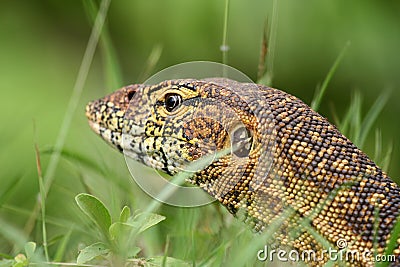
<box><xmin>165</xmin><ymin>93</ymin><xmax>182</xmax><ymax>112</ymax></box>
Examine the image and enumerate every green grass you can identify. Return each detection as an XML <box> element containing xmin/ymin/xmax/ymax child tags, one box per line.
<box><xmin>0</xmin><ymin>0</ymin><xmax>399</xmax><ymax>267</ymax></box>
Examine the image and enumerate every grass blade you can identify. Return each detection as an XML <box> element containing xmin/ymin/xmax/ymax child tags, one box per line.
<box><xmin>257</xmin><ymin>20</ymin><xmax>269</xmax><ymax>82</ymax></box>
<box><xmin>35</xmin><ymin>143</ymin><xmax>49</xmax><ymax>262</ymax></box>
<box><xmin>41</xmin><ymin>148</ymin><xmax>106</xmax><ymax>176</ymax></box>
<box><xmin>0</xmin><ymin>218</ymin><xmax>28</xmax><ymax>253</ymax></box>
<box><xmin>84</xmin><ymin>0</ymin><xmax>123</xmax><ymax>89</ymax></box>
<box><xmin>374</xmin><ymin>129</ymin><xmax>382</xmax><ymax>163</ymax></box>
<box><xmin>53</xmin><ymin>227</ymin><xmax>73</xmax><ymax>262</ymax></box>
<box><xmin>381</xmin><ymin>141</ymin><xmax>393</xmax><ymax>173</ymax></box>
<box><xmin>221</xmin><ymin>0</ymin><xmax>230</xmax><ymax>69</ymax></box>
<box><xmin>138</xmin><ymin>44</ymin><xmax>163</xmax><ymax>82</ymax></box>
<box><xmin>43</xmin><ymin>0</ymin><xmax>111</xmax><ymax>196</ymax></box>
<box><xmin>311</xmin><ymin>41</ymin><xmax>350</xmax><ymax>111</ymax></box>
<box><xmin>381</xmin><ymin>216</ymin><xmax>400</xmax><ymax>267</ymax></box>
<box><xmin>339</xmin><ymin>90</ymin><xmax>361</xmax><ymax>139</ymax></box>
<box><xmin>358</xmin><ymin>91</ymin><xmax>390</xmax><ymax>148</ymax></box>
<box><xmin>257</xmin><ymin>0</ymin><xmax>279</xmax><ymax>86</ymax></box>
<box><xmin>0</xmin><ymin>174</ymin><xmax>23</xmax><ymax>209</ymax></box>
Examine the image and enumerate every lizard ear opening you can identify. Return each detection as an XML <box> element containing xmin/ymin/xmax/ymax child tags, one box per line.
<box><xmin>230</xmin><ymin>125</ymin><xmax>253</xmax><ymax>158</ymax></box>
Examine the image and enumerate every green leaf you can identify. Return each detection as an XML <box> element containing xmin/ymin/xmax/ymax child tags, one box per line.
<box><xmin>119</xmin><ymin>206</ymin><xmax>131</xmax><ymax>223</ymax></box>
<box><xmin>109</xmin><ymin>222</ymin><xmax>132</xmax><ymax>240</ymax></box>
<box><xmin>24</xmin><ymin>242</ymin><xmax>36</xmax><ymax>259</ymax></box>
<box><xmin>108</xmin><ymin>222</ymin><xmax>141</xmax><ymax>257</ymax></box>
<box><xmin>110</xmin><ymin>213</ymin><xmax>165</xmax><ymax>241</ymax></box>
<box><xmin>77</xmin><ymin>242</ymin><xmax>109</xmax><ymax>265</ymax></box>
<box><xmin>75</xmin><ymin>193</ymin><xmax>111</xmax><ymax>238</ymax></box>
<box><xmin>130</xmin><ymin>213</ymin><xmax>166</xmax><ymax>233</ymax></box>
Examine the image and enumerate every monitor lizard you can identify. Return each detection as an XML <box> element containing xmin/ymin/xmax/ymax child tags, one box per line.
<box><xmin>85</xmin><ymin>78</ymin><xmax>400</xmax><ymax>266</ymax></box>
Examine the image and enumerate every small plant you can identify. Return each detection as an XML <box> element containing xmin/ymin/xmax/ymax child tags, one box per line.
<box><xmin>75</xmin><ymin>193</ymin><xmax>188</xmax><ymax>266</ymax></box>
<box><xmin>0</xmin><ymin>242</ymin><xmax>37</xmax><ymax>267</ymax></box>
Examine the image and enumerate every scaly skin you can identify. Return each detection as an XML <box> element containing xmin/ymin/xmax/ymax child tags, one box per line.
<box><xmin>86</xmin><ymin>78</ymin><xmax>400</xmax><ymax>266</ymax></box>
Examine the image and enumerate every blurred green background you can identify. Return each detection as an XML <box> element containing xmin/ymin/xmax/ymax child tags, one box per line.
<box><xmin>0</xmin><ymin>0</ymin><xmax>399</xmax><ymax>264</ymax></box>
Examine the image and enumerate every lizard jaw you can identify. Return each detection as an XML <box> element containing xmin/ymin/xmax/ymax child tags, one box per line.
<box><xmin>88</xmin><ymin>119</ymin><xmax>191</xmax><ymax>174</ymax></box>
<box><xmin>88</xmin><ymin>120</ymin><xmax>124</xmax><ymax>152</ymax></box>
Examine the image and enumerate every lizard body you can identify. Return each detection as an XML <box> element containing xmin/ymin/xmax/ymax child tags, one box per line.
<box><xmin>86</xmin><ymin>78</ymin><xmax>400</xmax><ymax>266</ymax></box>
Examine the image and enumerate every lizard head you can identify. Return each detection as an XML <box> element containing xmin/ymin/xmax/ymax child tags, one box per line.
<box><xmin>86</xmin><ymin>78</ymin><xmax>275</xmax><ymax>206</ymax></box>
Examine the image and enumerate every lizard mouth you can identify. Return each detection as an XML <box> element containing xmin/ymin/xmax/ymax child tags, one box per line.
<box><xmin>87</xmin><ymin>120</ymin><xmax>101</xmax><ymax>135</ymax></box>
<box><xmin>87</xmin><ymin>117</ymin><xmax>194</xmax><ymax>175</ymax></box>
<box><xmin>87</xmin><ymin>116</ymin><xmax>192</xmax><ymax>154</ymax></box>
<box><xmin>88</xmin><ymin>120</ymin><xmax>106</xmax><ymax>138</ymax></box>
<box><xmin>87</xmin><ymin>120</ymin><xmax>125</xmax><ymax>152</ymax></box>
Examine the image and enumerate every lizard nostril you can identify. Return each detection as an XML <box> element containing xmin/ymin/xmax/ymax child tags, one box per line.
<box><xmin>85</xmin><ymin>102</ymin><xmax>94</xmax><ymax>118</ymax></box>
<box><xmin>127</xmin><ymin>90</ymin><xmax>136</xmax><ymax>101</ymax></box>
